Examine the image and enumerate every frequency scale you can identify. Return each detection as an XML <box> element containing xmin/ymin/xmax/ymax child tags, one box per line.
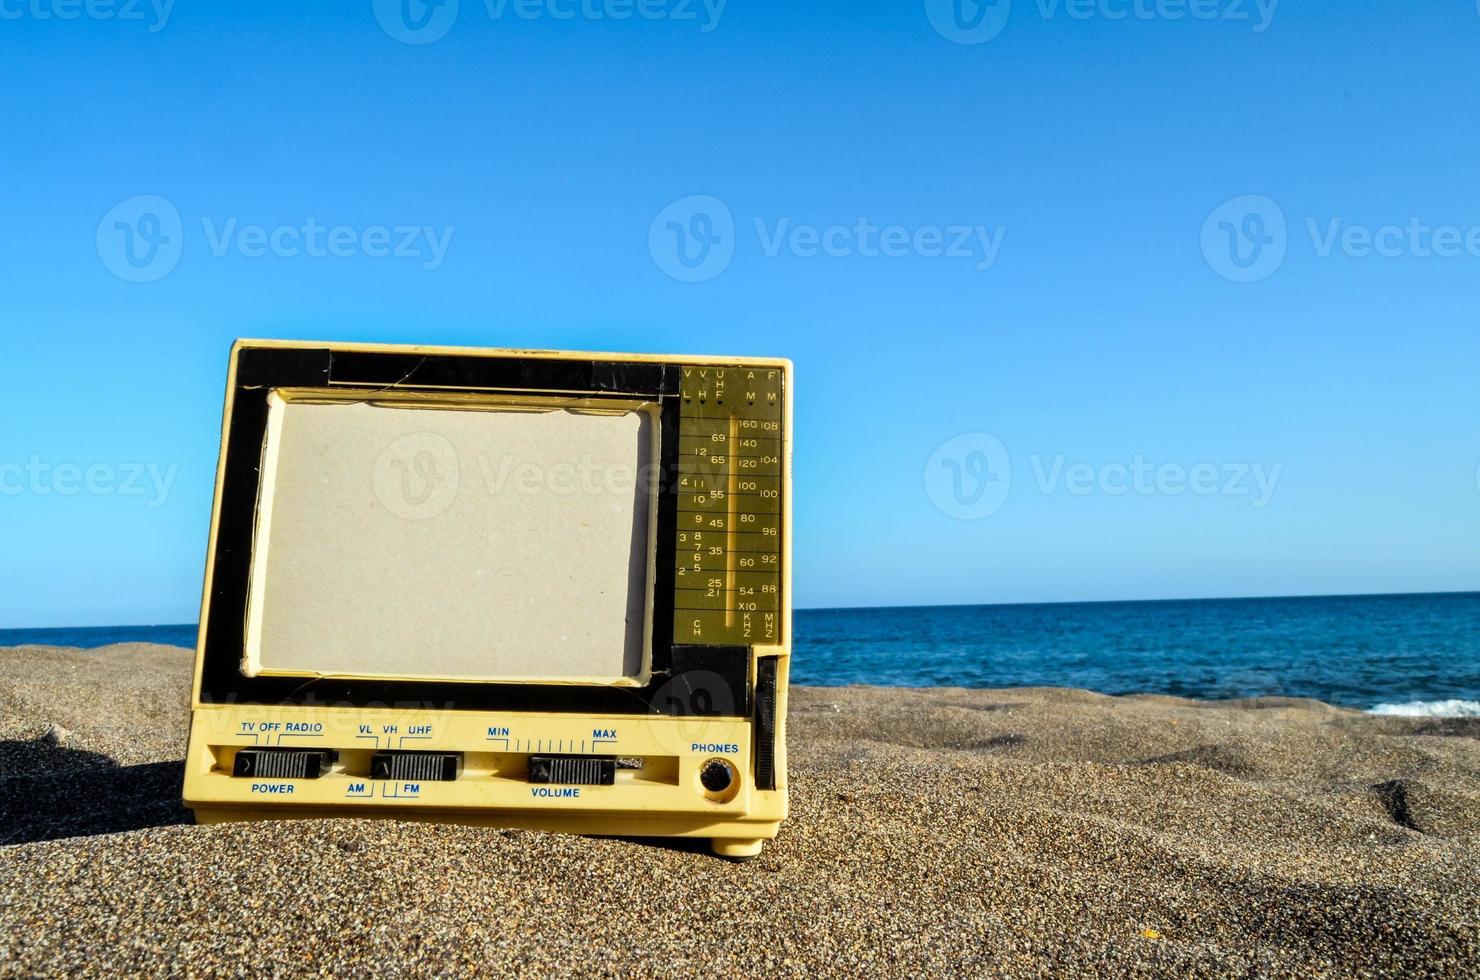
<box><xmin>674</xmin><ymin>365</ymin><xmax>784</xmax><ymax>647</ymax></box>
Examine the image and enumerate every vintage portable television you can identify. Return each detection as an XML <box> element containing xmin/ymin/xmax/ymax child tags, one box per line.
<box><xmin>182</xmin><ymin>340</ymin><xmax>791</xmax><ymax>858</ymax></box>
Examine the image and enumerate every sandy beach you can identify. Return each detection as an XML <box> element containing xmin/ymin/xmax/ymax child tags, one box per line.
<box><xmin>1</xmin><ymin>643</ymin><xmax>1476</xmax><ymax>977</ymax></box>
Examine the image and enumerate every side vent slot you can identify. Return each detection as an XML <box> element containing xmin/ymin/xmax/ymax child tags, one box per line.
<box><xmin>753</xmin><ymin>657</ymin><xmax>779</xmax><ymax>791</ymax></box>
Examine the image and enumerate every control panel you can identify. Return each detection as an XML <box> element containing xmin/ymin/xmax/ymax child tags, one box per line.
<box><xmin>186</xmin><ymin>707</ymin><xmax>754</xmax><ymax>818</ymax></box>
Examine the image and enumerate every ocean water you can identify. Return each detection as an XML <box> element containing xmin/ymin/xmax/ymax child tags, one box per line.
<box><xmin>0</xmin><ymin>624</ymin><xmax>199</xmax><ymax>657</ymax></box>
<box><xmin>795</xmin><ymin>593</ymin><xmax>1480</xmax><ymax>715</ymax></box>
<box><xmin>4</xmin><ymin>593</ymin><xmax>1479</xmax><ymax>715</ymax></box>
<box><xmin>0</xmin><ymin>623</ymin><xmax>200</xmax><ymax>651</ymax></box>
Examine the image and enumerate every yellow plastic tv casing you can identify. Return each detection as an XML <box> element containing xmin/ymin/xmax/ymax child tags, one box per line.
<box><xmin>182</xmin><ymin>340</ymin><xmax>791</xmax><ymax>859</ymax></box>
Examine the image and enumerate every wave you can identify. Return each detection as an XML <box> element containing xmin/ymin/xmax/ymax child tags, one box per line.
<box><xmin>1367</xmin><ymin>699</ymin><xmax>1480</xmax><ymax>718</ymax></box>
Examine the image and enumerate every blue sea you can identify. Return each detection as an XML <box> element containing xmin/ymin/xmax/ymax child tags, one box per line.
<box><xmin>4</xmin><ymin>593</ymin><xmax>1479</xmax><ymax>715</ymax></box>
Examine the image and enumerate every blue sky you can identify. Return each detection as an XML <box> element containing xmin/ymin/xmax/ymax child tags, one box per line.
<box><xmin>3</xmin><ymin>0</ymin><xmax>1479</xmax><ymax>627</ymax></box>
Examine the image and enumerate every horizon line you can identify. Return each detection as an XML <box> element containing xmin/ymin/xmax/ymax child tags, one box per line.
<box><xmin>796</xmin><ymin>588</ymin><xmax>1480</xmax><ymax>615</ymax></box>
<box><xmin>4</xmin><ymin>588</ymin><xmax>1479</xmax><ymax>632</ymax></box>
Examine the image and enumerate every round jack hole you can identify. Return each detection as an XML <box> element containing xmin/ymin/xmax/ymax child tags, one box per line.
<box><xmin>699</xmin><ymin>758</ymin><xmax>739</xmax><ymax>800</ymax></box>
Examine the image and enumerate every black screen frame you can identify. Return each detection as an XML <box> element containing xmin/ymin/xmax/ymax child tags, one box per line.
<box><xmin>198</xmin><ymin>345</ymin><xmax>748</xmax><ymax>717</ymax></box>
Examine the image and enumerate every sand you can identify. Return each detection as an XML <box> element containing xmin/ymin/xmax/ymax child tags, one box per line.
<box><xmin>1</xmin><ymin>644</ymin><xmax>1476</xmax><ymax>977</ymax></box>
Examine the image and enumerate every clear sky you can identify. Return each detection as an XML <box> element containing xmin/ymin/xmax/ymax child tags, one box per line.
<box><xmin>3</xmin><ymin>1</ymin><xmax>1479</xmax><ymax>627</ymax></box>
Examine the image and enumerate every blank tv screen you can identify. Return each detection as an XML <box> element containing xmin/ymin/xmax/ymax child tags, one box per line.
<box><xmin>243</xmin><ymin>392</ymin><xmax>656</xmax><ymax>684</ymax></box>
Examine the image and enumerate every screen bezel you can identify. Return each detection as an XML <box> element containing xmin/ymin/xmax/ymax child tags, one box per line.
<box><xmin>243</xmin><ymin>387</ymin><xmax>662</xmax><ymax>687</ymax></box>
